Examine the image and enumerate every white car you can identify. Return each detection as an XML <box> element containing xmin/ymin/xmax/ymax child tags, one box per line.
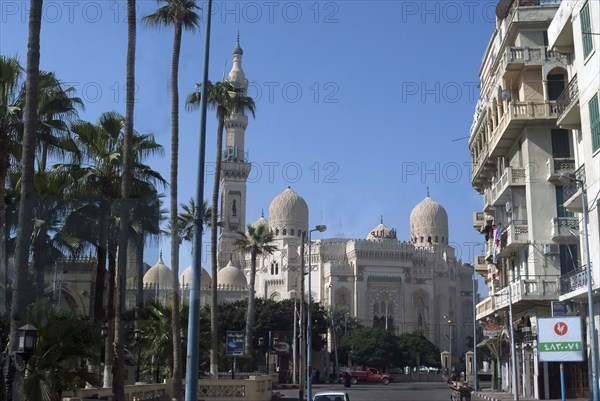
<box><xmin>313</xmin><ymin>391</ymin><xmax>350</xmax><ymax>401</ymax></box>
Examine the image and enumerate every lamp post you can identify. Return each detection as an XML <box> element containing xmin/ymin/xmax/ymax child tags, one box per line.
<box><xmin>560</xmin><ymin>173</ymin><xmax>598</xmax><ymax>401</ymax></box>
<box><xmin>3</xmin><ymin>324</ymin><xmax>38</xmax><ymax>401</ymax></box>
<box><xmin>134</xmin><ymin>329</ymin><xmax>144</xmax><ymax>384</ymax></box>
<box><xmin>472</xmin><ymin>263</ymin><xmax>478</xmax><ymax>391</ymax></box>
<box><xmin>185</xmin><ymin>0</ymin><xmax>213</xmax><ymax>400</ymax></box>
<box><xmin>307</xmin><ymin>224</ymin><xmax>326</xmax><ymax>401</ymax></box>
<box><xmin>443</xmin><ymin>316</ymin><xmax>453</xmax><ymax>374</ymax></box>
<box><xmin>508</xmin><ymin>283</ymin><xmax>518</xmax><ymax>401</ymax></box>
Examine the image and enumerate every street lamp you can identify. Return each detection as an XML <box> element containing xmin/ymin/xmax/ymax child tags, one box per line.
<box><xmin>307</xmin><ymin>224</ymin><xmax>326</xmax><ymax>401</ymax></box>
<box><xmin>3</xmin><ymin>324</ymin><xmax>38</xmax><ymax>401</ymax></box>
<box><xmin>134</xmin><ymin>328</ymin><xmax>144</xmax><ymax>384</ymax></box>
<box><xmin>560</xmin><ymin>172</ymin><xmax>598</xmax><ymax>401</ymax></box>
<box><xmin>508</xmin><ymin>284</ymin><xmax>518</xmax><ymax>401</ymax></box>
<box><xmin>443</xmin><ymin>316</ymin><xmax>453</xmax><ymax>374</ymax></box>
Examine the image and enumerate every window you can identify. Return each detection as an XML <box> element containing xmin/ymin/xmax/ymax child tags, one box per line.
<box><xmin>581</xmin><ymin>1</ymin><xmax>593</xmax><ymax>58</ymax></box>
<box><xmin>590</xmin><ymin>94</ymin><xmax>600</xmax><ymax>152</ymax></box>
<box><xmin>547</xmin><ymin>74</ymin><xmax>565</xmax><ymax>101</ymax></box>
<box><xmin>559</xmin><ymin>244</ymin><xmax>579</xmax><ymax>275</ymax></box>
<box><xmin>556</xmin><ymin>187</ymin><xmax>575</xmax><ymax>217</ymax></box>
<box><xmin>551</xmin><ymin>129</ymin><xmax>571</xmax><ymax>158</ymax></box>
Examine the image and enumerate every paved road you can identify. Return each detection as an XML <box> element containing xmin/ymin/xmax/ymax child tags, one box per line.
<box><xmin>277</xmin><ymin>382</ymin><xmax>483</xmax><ymax>401</ymax></box>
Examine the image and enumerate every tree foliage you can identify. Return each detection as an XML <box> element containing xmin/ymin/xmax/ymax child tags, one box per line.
<box><xmin>396</xmin><ymin>331</ymin><xmax>441</xmax><ymax>368</ymax></box>
<box><xmin>347</xmin><ymin>327</ymin><xmax>402</xmax><ymax>370</ymax></box>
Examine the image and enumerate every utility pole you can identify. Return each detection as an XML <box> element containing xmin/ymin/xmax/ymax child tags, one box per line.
<box><xmin>299</xmin><ymin>236</ymin><xmax>305</xmax><ymax>401</ymax></box>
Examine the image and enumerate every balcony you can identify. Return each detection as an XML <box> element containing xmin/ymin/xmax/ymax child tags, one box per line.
<box><xmin>498</xmin><ymin>222</ymin><xmax>529</xmax><ymax>257</ymax></box>
<box><xmin>563</xmin><ymin>165</ymin><xmax>585</xmax><ymax>212</ymax></box>
<box><xmin>476</xmin><ymin>276</ymin><xmax>561</xmax><ymax>320</ymax></box>
<box><xmin>473</xmin><ymin>211</ymin><xmax>494</xmax><ymax>232</ymax></box>
<box><xmin>485</xmin><ymin>241</ymin><xmax>496</xmax><ymax>263</ymax></box>
<box><xmin>550</xmin><ymin>217</ymin><xmax>579</xmax><ymax>243</ymax></box>
<box><xmin>556</xmin><ymin>75</ymin><xmax>580</xmax><ymax>129</ymax></box>
<box><xmin>475</xmin><ymin>255</ymin><xmax>489</xmax><ymax>276</ymax></box>
<box><xmin>489</xmin><ymin>101</ymin><xmax>558</xmax><ymax>158</ymax></box>
<box><xmin>547</xmin><ymin>157</ymin><xmax>575</xmax><ymax>184</ymax></box>
<box><xmin>501</xmin><ymin>46</ymin><xmax>569</xmax><ymax>80</ymax></box>
<box><xmin>484</xmin><ymin>167</ymin><xmax>526</xmax><ymax>208</ymax></box>
<box><xmin>560</xmin><ymin>265</ymin><xmax>592</xmax><ymax>299</ymax></box>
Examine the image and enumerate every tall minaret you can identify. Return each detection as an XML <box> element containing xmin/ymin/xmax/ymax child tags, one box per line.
<box><xmin>218</xmin><ymin>34</ymin><xmax>252</xmax><ymax>269</ymax></box>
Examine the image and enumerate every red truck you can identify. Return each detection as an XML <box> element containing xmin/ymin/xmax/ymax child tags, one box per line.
<box><xmin>343</xmin><ymin>367</ymin><xmax>391</xmax><ymax>385</ymax></box>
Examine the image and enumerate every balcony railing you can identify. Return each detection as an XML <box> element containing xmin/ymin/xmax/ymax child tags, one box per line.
<box><xmin>547</xmin><ymin>157</ymin><xmax>575</xmax><ymax>183</ymax></box>
<box><xmin>550</xmin><ymin>217</ymin><xmax>579</xmax><ymax>243</ymax></box>
<box><xmin>556</xmin><ymin>75</ymin><xmax>579</xmax><ymax>126</ymax></box>
<box><xmin>475</xmin><ymin>255</ymin><xmax>488</xmax><ymax>275</ymax></box>
<box><xmin>563</xmin><ymin>165</ymin><xmax>585</xmax><ymax>212</ymax></box>
<box><xmin>501</xmin><ymin>46</ymin><xmax>569</xmax><ymax>74</ymax></box>
<box><xmin>499</xmin><ymin>222</ymin><xmax>529</xmax><ymax>256</ymax></box>
<box><xmin>484</xmin><ymin>167</ymin><xmax>526</xmax><ymax>207</ymax></box>
<box><xmin>488</xmin><ymin>101</ymin><xmax>558</xmax><ymax>158</ymax></box>
<box><xmin>560</xmin><ymin>265</ymin><xmax>592</xmax><ymax>295</ymax></box>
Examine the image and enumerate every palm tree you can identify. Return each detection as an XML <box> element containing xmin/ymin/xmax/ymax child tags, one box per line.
<box><xmin>234</xmin><ymin>223</ymin><xmax>276</xmax><ymax>356</ymax></box>
<box><xmin>188</xmin><ymin>79</ymin><xmax>255</xmax><ymax>374</ymax></box>
<box><xmin>10</xmin><ymin>1</ymin><xmax>43</xmax><ymax>400</ymax></box>
<box><xmin>56</xmin><ymin>112</ymin><xmax>164</xmax><ymax>388</ymax></box>
<box><xmin>112</xmin><ymin>0</ymin><xmax>138</xmax><ymax>396</ymax></box>
<box><xmin>143</xmin><ymin>1</ymin><xmax>200</xmax><ymax>395</ymax></box>
<box><xmin>176</xmin><ymin>198</ymin><xmax>211</xmax><ymax>245</ymax></box>
<box><xmin>0</xmin><ymin>56</ymin><xmax>23</xmax><ymax>316</ymax></box>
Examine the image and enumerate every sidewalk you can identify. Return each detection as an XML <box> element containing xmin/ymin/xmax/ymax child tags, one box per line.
<box><xmin>474</xmin><ymin>384</ymin><xmax>589</xmax><ymax>401</ymax></box>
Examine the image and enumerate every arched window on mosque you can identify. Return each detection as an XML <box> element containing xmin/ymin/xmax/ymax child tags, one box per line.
<box><xmin>276</xmin><ymin>228</ymin><xmax>279</xmax><ymax>236</ymax></box>
<box><xmin>420</xmin><ymin>236</ymin><xmax>424</xmax><ymax>243</ymax></box>
<box><xmin>435</xmin><ymin>236</ymin><xmax>439</xmax><ymax>243</ymax></box>
<box><xmin>270</xmin><ymin>262</ymin><xmax>275</xmax><ymax>275</ymax></box>
<box><xmin>427</xmin><ymin>236</ymin><xmax>432</xmax><ymax>243</ymax></box>
<box><xmin>441</xmin><ymin>236</ymin><xmax>445</xmax><ymax>244</ymax></box>
<box><xmin>276</xmin><ymin>263</ymin><xmax>279</xmax><ymax>275</ymax></box>
<box><xmin>417</xmin><ymin>313</ymin><xmax>424</xmax><ymax>333</ymax></box>
<box><xmin>291</xmin><ymin>229</ymin><xmax>294</xmax><ymax>236</ymax></box>
<box><xmin>283</xmin><ymin>229</ymin><xmax>287</xmax><ymax>235</ymax></box>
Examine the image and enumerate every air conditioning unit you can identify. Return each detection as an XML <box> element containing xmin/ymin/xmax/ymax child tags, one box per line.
<box><xmin>505</xmin><ymin>201</ymin><xmax>512</xmax><ymax>212</ymax></box>
<box><xmin>543</xmin><ymin>243</ymin><xmax>560</xmax><ymax>255</ymax></box>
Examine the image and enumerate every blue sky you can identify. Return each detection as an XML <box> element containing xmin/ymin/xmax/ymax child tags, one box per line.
<box><xmin>2</xmin><ymin>0</ymin><xmax>495</xmax><ymax>293</ymax></box>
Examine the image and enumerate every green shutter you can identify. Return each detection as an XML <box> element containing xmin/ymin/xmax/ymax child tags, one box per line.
<box><xmin>590</xmin><ymin>94</ymin><xmax>600</xmax><ymax>152</ymax></box>
<box><xmin>581</xmin><ymin>1</ymin><xmax>593</xmax><ymax>59</ymax></box>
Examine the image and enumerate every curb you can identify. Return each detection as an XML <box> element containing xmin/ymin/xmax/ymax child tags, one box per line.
<box><xmin>474</xmin><ymin>393</ymin><xmax>500</xmax><ymax>401</ymax></box>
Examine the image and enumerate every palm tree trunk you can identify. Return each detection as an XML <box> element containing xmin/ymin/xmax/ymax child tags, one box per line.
<box><xmin>113</xmin><ymin>0</ymin><xmax>136</xmax><ymax>399</ymax></box>
<box><xmin>170</xmin><ymin>21</ymin><xmax>183</xmax><ymax>400</ymax></box>
<box><xmin>104</xmin><ymin>248</ymin><xmax>117</xmax><ymax>388</ymax></box>
<box><xmin>245</xmin><ymin>251</ymin><xmax>257</xmax><ymax>356</ymax></box>
<box><xmin>91</xmin><ymin>202</ymin><xmax>109</xmax><ymax>320</ymax></box>
<box><xmin>210</xmin><ymin>111</ymin><xmax>225</xmax><ymax>376</ymax></box>
<box><xmin>9</xmin><ymin>1</ymin><xmax>42</xmax><ymax>401</ymax></box>
<box><xmin>0</xmin><ymin>131</ymin><xmax>8</xmax><ymax>316</ymax></box>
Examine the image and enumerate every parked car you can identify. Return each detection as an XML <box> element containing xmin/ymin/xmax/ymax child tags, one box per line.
<box><xmin>313</xmin><ymin>391</ymin><xmax>350</xmax><ymax>401</ymax></box>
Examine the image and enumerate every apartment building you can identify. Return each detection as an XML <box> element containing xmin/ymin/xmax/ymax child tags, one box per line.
<box><xmin>469</xmin><ymin>0</ymin><xmax>594</xmax><ymax>399</ymax></box>
<box><xmin>548</xmin><ymin>0</ymin><xmax>600</xmax><ymax>397</ymax></box>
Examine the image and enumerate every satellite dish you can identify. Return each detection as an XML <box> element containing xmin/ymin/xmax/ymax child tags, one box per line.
<box><xmin>501</xmin><ymin>90</ymin><xmax>511</xmax><ymax>100</ymax></box>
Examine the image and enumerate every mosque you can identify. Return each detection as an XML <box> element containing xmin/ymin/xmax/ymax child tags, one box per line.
<box><xmin>51</xmin><ymin>38</ymin><xmax>476</xmax><ymax>367</ymax></box>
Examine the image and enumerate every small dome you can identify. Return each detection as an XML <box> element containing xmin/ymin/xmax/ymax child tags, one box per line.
<box><xmin>367</xmin><ymin>222</ymin><xmax>397</xmax><ymax>241</ymax></box>
<box><xmin>252</xmin><ymin>213</ymin><xmax>269</xmax><ymax>229</ymax></box>
<box><xmin>409</xmin><ymin>196</ymin><xmax>449</xmax><ymax>245</ymax></box>
<box><xmin>233</xmin><ymin>43</ymin><xmax>243</xmax><ymax>56</ymax></box>
<box><xmin>179</xmin><ymin>265</ymin><xmax>211</xmax><ymax>288</ymax></box>
<box><xmin>143</xmin><ymin>254</ymin><xmax>174</xmax><ymax>289</ymax></box>
<box><xmin>269</xmin><ymin>187</ymin><xmax>308</xmax><ymax>236</ymax></box>
<box><xmin>217</xmin><ymin>260</ymin><xmax>247</xmax><ymax>287</ymax></box>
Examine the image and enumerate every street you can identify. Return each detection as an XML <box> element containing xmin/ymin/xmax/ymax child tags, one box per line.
<box><xmin>276</xmin><ymin>382</ymin><xmax>485</xmax><ymax>401</ymax></box>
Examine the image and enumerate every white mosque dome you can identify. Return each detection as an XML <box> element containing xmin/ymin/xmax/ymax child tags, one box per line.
<box><xmin>367</xmin><ymin>220</ymin><xmax>397</xmax><ymax>241</ymax></box>
<box><xmin>268</xmin><ymin>187</ymin><xmax>308</xmax><ymax>237</ymax></box>
<box><xmin>217</xmin><ymin>260</ymin><xmax>247</xmax><ymax>288</ymax></box>
<box><xmin>409</xmin><ymin>196</ymin><xmax>449</xmax><ymax>245</ymax></box>
<box><xmin>179</xmin><ymin>265</ymin><xmax>211</xmax><ymax>288</ymax></box>
<box><xmin>143</xmin><ymin>253</ymin><xmax>174</xmax><ymax>289</ymax></box>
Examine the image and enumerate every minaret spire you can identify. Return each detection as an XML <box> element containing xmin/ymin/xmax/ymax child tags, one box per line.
<box><xmin>426</xmin><ymin>187</ymin><xmax>430</xmax><ymax>197</ymax></box>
